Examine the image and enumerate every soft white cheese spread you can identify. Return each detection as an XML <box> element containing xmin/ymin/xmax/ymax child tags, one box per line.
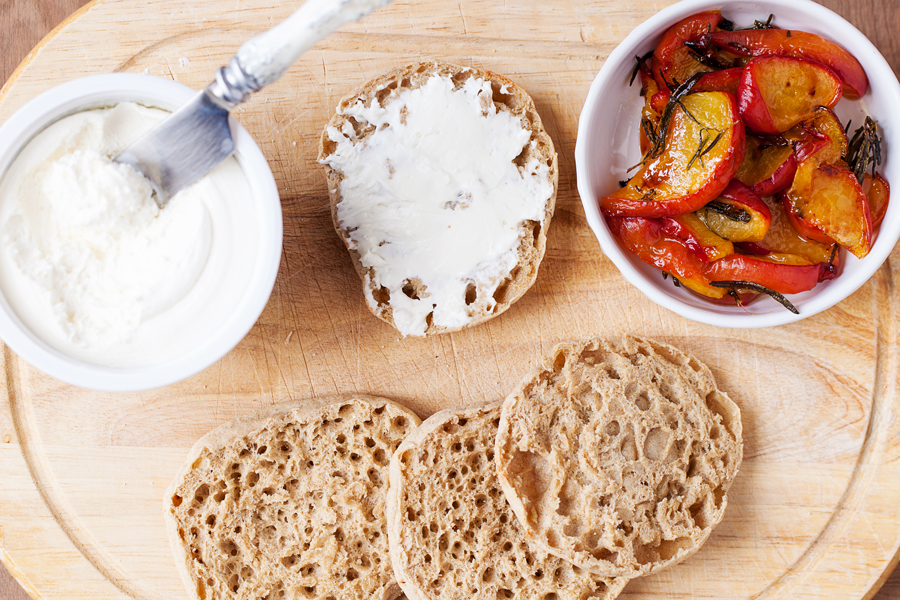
<box><xmin>0</xmin><ymin>102</ymin><xmax>258</xmax><ymax>367</ymax></box>
<box><xmin>322</xmin><ymin>73</ymin><xmax>552</xmax><ymax>336</ymax></box>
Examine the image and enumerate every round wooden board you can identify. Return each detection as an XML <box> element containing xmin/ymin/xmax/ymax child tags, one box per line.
<box><xmin>0</xmin><ymin>0</ymin><xmax>899</xmax><ymax>598</ymax></box>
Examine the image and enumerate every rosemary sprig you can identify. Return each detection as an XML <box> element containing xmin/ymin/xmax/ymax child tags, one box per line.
<box><xmin>640</xmin><ymin>72</ymin><xmax>704</xmax><ymax>164</ymax></box>
<box><xmin>661</xmin><ymin>271</ymin><xmax>681</xmax><ymax>287</ymax></box>
<box><xmin>705</xmin><ymin>200</ymin><xmax>751</xmax><ymax>222</ymax></box>
<box><xmin>635</xmin><ymin>186</ymin><xmax>660</xmax><ymax>202</ymax></box>
<box><xmin>821</xmin><ymin>244</ymin><xmax>839</xmax><ymax>280</ymax></box>
<box><xmin>710</xmin><ymin>280</ymin><xmax>799</xmax><ymax>314</ymax></box>
<box><xmin>687</xmin><ymin>129</ymin><xmax>725</xmax><ymax>170</ymax></box>
<box><xmin>684</xmin><ymin>34</ymin><xmax>733</xmax><ymax>70</ymax></box>
<box><xmin>630</xmin><ymin>51</ymin><xmax>654</xmax><ymax>88</ymax></box>
<box><xmin>751</xmin><ymin>14</ymin><xmax>776</xmax><ymax>29</ymax></box>
<box><xmin>846</xmin><ymin>116</ymin><xmax>882</xmax><ymax>184</ymax></box>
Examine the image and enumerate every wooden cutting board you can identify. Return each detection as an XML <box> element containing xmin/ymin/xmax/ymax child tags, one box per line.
<box><xmin>0</xmin><ymin>0</ymin><xmax>899</xmax><ymax>598</ymax></box>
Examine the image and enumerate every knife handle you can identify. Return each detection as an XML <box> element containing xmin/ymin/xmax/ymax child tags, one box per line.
<box><xmin>208</xmin><ymin>0</ymin><xmax>392</xmax><ymax>108</ymax></box>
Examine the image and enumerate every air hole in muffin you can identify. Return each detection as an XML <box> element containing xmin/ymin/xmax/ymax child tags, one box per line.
<box><xmin>690</xmin><ymin>500</ymin><xmax>707</xmax><ymax>529</ymax></box>
<box><xmin>372</xmin><ymin>286</ymin><xmax>390</xmax><ymax>306</ymax></box>
<box><xmin>451</xmin><ymin>72</ymin><xmax>470</xmax><ymax>89</ymax></box>
<box><xmin>643</xmin><ymin>427</ymin><xmax>670</xmax><ymax>461</ymax></box>
<box><xmin>402</xmin><ymin>279</ymin><xmax>423</xmax><ymax>299</ymax></box>
<box><xmin>592</xmin><ymin>547</ymin><xmax>618</xmax><ymax>563</ymax></box>
<box><xmin>491</xmin><ymin>81</ymin><xmax>514</xmax><ymax>106</ymax></box>
<box><xmin>635</xmin><ymin>392</ymin><xmax>651</xmax><ymax>411</ymax></box>
<box><xmin>512</xmin><ymin>145</ymin><xmax>529</xmax><ymax>168</ymax></box>
<box><xmin>655</xmin><ymin>537</ymin><xmax>692</xmax><ymax>561</ymax></box>
<box><xmin>465</xmin><ymin>283</ymin><xmax>477</xmax><ymax>305</ymax></box>
<box><xmin>493</xmin><ymin>278</ymin><xmax>512</xmax><ymax>305</ymax></box>
<box><xmin>552</xmin><ymin>350</ymin><xmax>566</xmax><ymax>372</ymax></box>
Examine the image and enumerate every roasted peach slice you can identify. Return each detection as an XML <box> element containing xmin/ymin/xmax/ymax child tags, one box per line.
<box><xmin>710</xmin><ymin>28</ymin><xmax>869</xmax><ymax>99</ymax></box>
<box><xmin>738</xmin><ymin>195</ymin><xmax>835</xmax><ymax>264</ymax></box>
<box><xmin>862</xmin><ymin>173</ymin><xmax>890</xmax><ymax>227</ymax></box>
<box><xmin>651</xmin><ymin>11</ymin><xmax>727</xmax><ymax>90</ymax></box>
<box><xmin>782</xmin><ymin>161</ymin><xmax>873</xmax><ymax>258</ymax></box>
<box><xmin>783</xmin><ymin>107</ymin><xmax>847</xmax><ymax>165</ymax></box>
<box><xmin>781</xmin><ymin>107</ymin><xmax>873</xmax><ymax>258</ymax></box>
<box><xmin>734</xmin><ymin>135</ymin><xmax>797</xmax><ymax>195</ymax></box>
<box><xmin>703</xmin><ymin>253</ymin><xmax>829</xmax><ymax>295</ymax></box>
<box><xmin>606</xmin><ymin>215</ymin><xmax>726</xmax><ymax>298</ymax></box>
<box><xmin>602</xmin><ymin>91</ymin><xmax>745</xmax><ymax>218</ymax></box>
<box><xmin>737</xmin><ymin>56</ymin><xmax>842</xmax><ymax>134</ymax></box>
<box><xmin>698</xmin><ymin>180</ymin><xmax>771</xmax><ymax>242</ymax></box>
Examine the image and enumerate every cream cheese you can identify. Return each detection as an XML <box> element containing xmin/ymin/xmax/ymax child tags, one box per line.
<box><xmin>0</xmin><ymin>102</ymin><xmax>258</xmax><ymax>367</ymax></box>
<box><xmin>322</xmin><ymin>73</ymin><xmax>553</xmax><ymax>336</ymax></box>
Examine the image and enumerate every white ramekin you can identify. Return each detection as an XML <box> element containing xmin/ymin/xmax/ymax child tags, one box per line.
<box><xmin>575</xmin><ymin>0</ymin><xmax>900</xmax><ymax>328</ymax></box>
<box><xmin>0</xmin><ymin>74</ymin><xmax>282</xmax><ymax>391</ymax></box>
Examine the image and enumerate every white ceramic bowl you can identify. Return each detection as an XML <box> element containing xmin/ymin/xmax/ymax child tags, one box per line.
<box><xmin>575</xmin><ymin>0</ymin><xmax>900</xmax><ymax>327</ymax></box>
<box><xmin>0</xmin><ymin>74</ymin><xmax>282</xmax><ymax>391</ymax></box>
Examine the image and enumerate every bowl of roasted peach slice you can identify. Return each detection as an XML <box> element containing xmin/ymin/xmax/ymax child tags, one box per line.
<box><xmin>576</xmin><ymin>0</ymin><xmax>900</xmax><ymax>327</ymax></box>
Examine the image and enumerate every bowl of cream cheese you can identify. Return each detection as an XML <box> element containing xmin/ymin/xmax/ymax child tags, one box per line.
<box><xmin>0</xmin><ymin>74</ymin><xmax>282</xmax><ymax>391</ymax></box>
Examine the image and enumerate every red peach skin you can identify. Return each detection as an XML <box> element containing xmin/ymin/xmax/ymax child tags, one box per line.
<box><xmin>711</xmin><ymin>29</ymin><xmax>868</xmax><ymax>99</ymax></box>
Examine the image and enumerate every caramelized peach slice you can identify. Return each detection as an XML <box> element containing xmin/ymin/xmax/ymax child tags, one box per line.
<box><xmin>703</xmin><ymin>253</ymin><xmax>828</xmax><ymax>294</ymax></box>
<box><xmin>738</xmin><ymin>56</ymin><xmax>842</xmax><ymax>134</ymax></box>
<box><xmin>711</xmin><ymin>28</ymin><xmax>869</xmax><ymax>99</ymax></box>
<box><xmin>699</xmin><ymin>180</ymin><xmax>771</xmax><ymax>242</ymax></box>
<box><xmin>606</xmin><ymin>215</ymin><xmax>726</xmax><ymax>298</ymax></box>
<box><xmin>783</xmin><ymin>161</ymin><xmax>873</xmax><ymax>258</ymax></box>
<box><xmin>602</xmin><ymin>92</ymin><xmax>745</xmax><ymax>218</ymax></box>
<box><xmin>734</xmin><ymin>135</ymin><xmax>797</xmax><ymax>195</ymax></box>
<box><xmin>738</xmin><ymin>196</ymin><xmax>835</xmax><ymax>264</ymax></box>
<box><xmin>651</xmin><ymin>11</ymin><xmax>726</xmax><ymax>90</ymax></box>
<box><xmin>862</xmin><ymin>173</ymin><xmax>890</xmax><ymax>227</ymax></box>
<box><xmin>781</xmin><ymin>107</ymin><xmax>873</xmax><ymax>258</ymax></box>
<box><xmin>783</xmin><ymin>107</ymin><xmax>847</xmax><ymax>165</ymax></box>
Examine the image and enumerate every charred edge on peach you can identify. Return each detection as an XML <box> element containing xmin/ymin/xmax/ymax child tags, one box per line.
<box><xmin>846</xmin><ymin>116</ymin><xmax>882</xmax><ymax>185</ymax></box>
<box><xmin>705</xmin><ymin>200</ymin><xmax>751</xmax><ymax>222</ymax></box>
<box><xmin>710</xmin><ymin>280</ymin><xmax>799</xmax><ymax>313</ymax></box>
<box><xmin>726</xmin><ymin>41</ymin><xmax>751</xmax><ymax>54</ymax></box>
<box><xmin>684</xmin><ymin>25</ymin><xmax>735</xmax><ymax>71</ymax></box>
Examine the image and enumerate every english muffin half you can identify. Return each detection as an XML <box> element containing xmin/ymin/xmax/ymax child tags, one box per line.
<box><xmin>319</xmin><ymin>61</ymin><xmax>557</xmax><ymax>337</ymax></box>
<box><xmin>495</xmin><ymin>336</ymin><xmax>742</xmax><ymax>579</ymax></box>
<box><xmin>164</xmin><ymin>395</ymin><xmax>420</xmax><ymax>600</ymax></box>
<box><xmin>388</xmin><ymin>401</ymin><xmax>626</xmax><ymax>600</ymax></box>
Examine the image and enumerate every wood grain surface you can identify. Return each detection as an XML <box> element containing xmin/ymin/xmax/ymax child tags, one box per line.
<box><xmin>1</xmin><ymin>0</ymin><xmax>900</xmax><ymax>599</ymax></box>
